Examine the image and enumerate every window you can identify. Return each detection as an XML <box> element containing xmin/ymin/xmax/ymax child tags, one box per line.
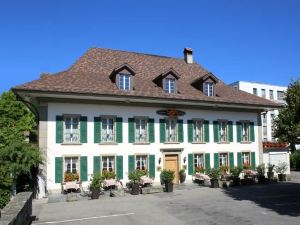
<box><xmin>241</xmin><ymin>152</ymin><xmax>250</xmax><ymax>167</ymax></box>
<box><xmin>166</xmin><ymin>119</ymin><xmax>177</xmax><ymax>142</ymax></box>
<box><xmin>263</xmin><ymin>125</ymin><xmax>267</xmax><ymax>139</ymax></box>
<box><xmin>253</xmin><ymin>88</ymin><xmax>257</xmax><ymax>95</ymax></box>
<box><xmin>118</xmin><ymin>74</ymin><xmax>130</xmax><ymax>91</ymax></box>
<box><xmin>277</xmin><ymin>91</ymin><xmax>284</xmax><ymax>100</ymax></box>
<box><xmin>193</xmin><ymin>120</ymin><xmax>204</xmax><ymax>142</ymax></box>
<box><xmin>194</xmin><ymin>154</ymin><xmax>204</xmax><ymax>170</ymax></box>
<box><xmin>269</xmin><ymin>90</ymin><xmax>274</xmax><ymax>99</ymax></box>
<box><xmin>241</xmin><ymin>122</ymin><xmax>250</xmax><ymax>142</ymax></box>
<box><xmin>101</xmin><ymin>117</ymin><xmax>115</xmax><ymax>143</ymax></box>
<box><xmin>102</xmin><ymin>156</ymin><xmax>115</xmax><ymax>172</ymax></box>
<box><xmin>219</xmin><ymin>153</ymin><xmax>228</xmax><ymax>167</ymax></box>
<box><xmin>136</xmin><ymin>155</ymin><xmax>148</xmax><ymax>170</ymax></box>
<box><xmin>135</xmin><ymin>118</ymin><xmax>148</xmax><ymax>143</ymax></box>
<box><xmin>64</xmin><ymin>156</ymin><xmax>79</xmax><ymax>176</ymax></box>
<box><xmin>219</xmin><ymin>121</ymin><xmax>228</xmax><ymax>142</ymax></box>
<box><xmin>164</xmin><ymin>78</ymin><xmax>175</xmax><ymax>94</ymax></box>
<box><xmin>204</xmin><ymin>82</ymin><xmax>214</xmax><ymax>96</ymax></box>
<box><xmin>261</xmin><ymin>89</ymin><xmax>266</xmax><ymax>98</ymax></box>
<box><xmin>64</xmin><ymin>116</ymin><xmax>80</xmax><ymax>143</ymax></box>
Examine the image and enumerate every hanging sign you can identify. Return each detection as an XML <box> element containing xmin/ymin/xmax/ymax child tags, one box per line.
<box><xmin>156</xmin><ymin>109</ymin><xmax>185</xmax><ymax>118</ymax></box>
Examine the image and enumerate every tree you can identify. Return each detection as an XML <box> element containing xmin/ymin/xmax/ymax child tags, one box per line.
<box><xmin>273</xmin><ymin>79</ymin><xmax>300</xmax><ymax>153</ymax></box>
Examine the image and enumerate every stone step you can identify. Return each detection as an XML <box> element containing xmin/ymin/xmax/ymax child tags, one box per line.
<box><xmin>141</xmin><ymin>186</ymin><xmax>163</xmax><ymax>194</ymax></box>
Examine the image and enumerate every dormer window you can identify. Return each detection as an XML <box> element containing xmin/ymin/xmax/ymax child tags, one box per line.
<box><xmin>118</xmin><ymin>74</ymin><xmax>130</xmax><ymax>91</ymax></box>
<box><xmin>191</xmin><ymin>72</ymin><xmax>218</xmax><ymax>97</ymax></box>
<box><xmin>204</xmin><ymin>82</ymin><xmax>214</xmax><ymax>96</ymax></box>
<box><xmin>110</xmin><ymin>63</ymin><xmax>135</xmax><ymax>91</ymax></box>
<box><xmin>165</xmin><ymin>78</ymin><xmax>175</xmax><ymax>94</ymax></box>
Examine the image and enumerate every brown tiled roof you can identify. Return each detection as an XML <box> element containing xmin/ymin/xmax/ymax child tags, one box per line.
<box><xmin>13</xmin><ymin>47</ymin><xmax>279</xmax><ymax>107</ymax></box>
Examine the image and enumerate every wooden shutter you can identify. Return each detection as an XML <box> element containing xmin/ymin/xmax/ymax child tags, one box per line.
<box><xmin>94</xmin><ymin>117</ymin><xmax>101</xmax><ymax>143</ymax></box>
<box><xmin>178</xmin><ymin>119</ymin><xmax>184</xmax><ymax>143</ymax></box>
<box><xmin>251</xmin><ymin>152</ymin><xmax>256</xmax><ymax>170</ymax></box>
<box><xmin>159</xmin><ymin>119</ymin><xmax>166</xmax><ymax>143</ymax></box>
<box><xmin>204</xmin><ymin>120</ymin><xmax>210</xmax><ymax>143</ymax></box>
<box><xmin>250</xmin><ymin>122</ymin><xmax>255</xmax><ymax>142</ymax></box>
<box><xmin>128</xmin><ymin>118</ymin><xmax>135</xmax><ymax>143</ymax></box>
<box><xmin>213</xmin><ymin>121</ymin><xmax>219</xmax><ymax>143</ymax></box>
<box><xmin>55</xmin><ymin>157</ymin><xmax>63</xmax><ymax>183</ymax></box>
<box><xmin>229</xmin><ymin>152</ymin><xmax>234</xmax><ymax>169</ymax></box>
<box><xmin>228</xmin><ymin>121</ymin><xmax>233</xmax><ymax>142</ymax></box>
<box><xmin>205</xmin><ymin>153</ymin><xmax>211</xmax><ymax>173</ymax></box>
<box><xmin>116</xmin><ymin>117</ymin><xmax>123</xmax><ymax>143</ymax></box>
<box><xmin>148</xmin><ymin>118</ymin><xmax>155</xmax><ymax>143</ymax></box>
<box><xmin>80</xmin><ymin>156</ymin><xmax>88</xmax><ymax>182</ymax></box>
<box><xmin>237</xmin><ymin>152</ymin><xmax>242</xmax><ymax>168</ymax></box>
<box><xmin>116</xmin><ymin>156</ymin><xmax>123</xmax><ymax>180</ymax></box>
<box><xmin>56</xmin><ymin>115</ymin><xmax>63</xmax><ymax>143</ymax></box>
<box><xmin>149</xmin><ymin>155</ymin><xmax>155</xmax><ymax>178</ymax></box>
<box><xmin>236</xmin><ymin>121</ymin><xmax>242</xmax><ymax>143</ymax></box>
<box><xmin>214</xmin><ymin>153</ymin><xmax>219</xmax><ymax>169</ymax></box>
<box><xmin>128</xmin><ymin>155</ymin><xmax>135</xmax><ymax>173</ymax></box>
<box><xmin>187</xmin><ymin>120</ymin><xmax>193</xmax><ymax>143</ymax></box>
<box><xmin>80</xmin><ymin>116</ymin><xmax>87</xmax><ymax>143</ymax></box>
<box><xmin>188</xmin><ymin>153</ymin><xmax>194</xmax><ymax>175</ymax></box>
<box><xmin>93</xmin><ymin>156</ymin><xmax>100</xmax><ymax>175</ymax></box>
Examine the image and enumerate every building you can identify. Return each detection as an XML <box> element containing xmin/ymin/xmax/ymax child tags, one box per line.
<box><xmin>13</xmin><ymin>47</ymin><xmax>278</xmax><ymax>197</ymax></box>
<box><xmin>229</xmin><ymin>81</ymin><xmax>290</xmax><ymax>175</ymax></box>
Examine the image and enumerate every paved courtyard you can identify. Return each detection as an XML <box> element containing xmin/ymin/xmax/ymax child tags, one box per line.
<box><xmin>32</xmin><ymin>174</ymin><xmax>300</xmax><ymax>225</ymax></box>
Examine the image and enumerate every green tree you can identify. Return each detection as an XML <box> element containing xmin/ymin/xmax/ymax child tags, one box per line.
<box><xmin>274</xmin><ymin>79</ymin><xmax>300</xmax><ymax>153</ymax></box>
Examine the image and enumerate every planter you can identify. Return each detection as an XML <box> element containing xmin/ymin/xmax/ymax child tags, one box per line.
<box><xmin>232</xmin><ymin>177</ymin><xmax>240</xmax><ymax>186</ymax></box>
<box><xmin>165</xmin><ymin>182</ymin><xmax>174</xmax><ymax>192</ymax></box>
<box><xmin>278</xmin><ymin>174</ymin><xmax>286</xmax><ymax>182</ymax></box>
<box><xmin>267</xmin><ymin>172</ymin><xmax>274</xmax><ymax>180</ymax></box>
<box><xmin>258</xmin><ymin>175</ymin><xmax>265</xmax><ymax>184</ymax></box>
<box><xmin>131</xmin><ymin>183</ymin><xmax>140</xmax><ymax>195</ymax></box>
<box><xmin>179</xmin><ymin>172</ymin><xmax>186</xmax><ymax>184</ymax></box>
<box><xmin>91</xmin><ymin>188</ymin><xmax>100</xmax><ymax>199</ymax></box>
<box><xmin>210</xmin><ymin>179</ymin><xmax>219</xmax><ymax>188</ymax></box>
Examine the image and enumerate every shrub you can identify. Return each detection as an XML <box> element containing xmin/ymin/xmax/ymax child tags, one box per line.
<box><xmin>275</xmin><ymin>162</ymin><xmax>288</xmax><ymax>174</ymax></box>
<box><xmin>256</xmin><ymin>164</ymin><xmax>265</xmax><ymax>176</ymax></box>
<box><xmin>160</xmin><ymin>169</ymin><xmax>175</xmax><ymax>184</ymax></box>
<box><xmin>208</xmin><ymin>168</ymin><xmax>220</xmax><ymax>180</ymax></box>
<box><xmin>90</xmin><ymin>173</ymin><xmax>103</xmax><ymax>190</ymax></box>
<box><xmin>230</xmin><ymin>167</ymin><xmax>242</xmax><ymax>177</ymax></box>
<box><xmin>291</xmin><ymin>152</ymin><xmax>300</xmax><ymax>170</ymax></box>
<box><xmin>128</xmin><ymin>170</ymin><xmax>143</xmax><ymax>184</ymax></box>
<box><xmin>267</xmin><ymin>164</ymin><xmax>275</xmax><ymax>173</ymax></box>
<box><xmin>101</xmin><ymin>170</ymin><xmax>116</xmax><ymax>180</ymax></box>
<box><xmin>0</xmin><ymin>189</ymin><xmax>10</xmax><ymax>209</ymax></box>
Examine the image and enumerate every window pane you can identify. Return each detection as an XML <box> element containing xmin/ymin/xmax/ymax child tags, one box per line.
<box><xmin>165</xmin><ymin>78</ymin><xmax>175</xmax><ymax>94</ymax></box>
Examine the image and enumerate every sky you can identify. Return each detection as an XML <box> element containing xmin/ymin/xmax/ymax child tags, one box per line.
<box><xmin>0</xmin><ymin>0</ymin><xmax>299</xmax><ymax>93</ymax></box>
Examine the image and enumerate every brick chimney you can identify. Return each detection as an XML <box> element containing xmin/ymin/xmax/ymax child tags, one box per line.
<box><xmin>184</xmin><ymin>48</ymin><xmax>193</xmax><ymax>64</ymax></box>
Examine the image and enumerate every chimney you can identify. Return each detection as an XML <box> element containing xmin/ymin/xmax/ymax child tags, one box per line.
<box><xmin>183</xmin><ymin>47</ymin><xmax>193</xmax><ymax>64</ymax></box>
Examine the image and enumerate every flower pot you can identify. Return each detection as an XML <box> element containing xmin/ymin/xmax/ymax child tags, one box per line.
<box><xmin>258</xmin><ymin>175</ymin><xmax>265</xmax><ymax>184</ymax></box>
<box><xmin>131</xmin><ymin>183</ymin><xmax>140</xmax><ymax>195</ymax></box>
<box><xmin>267</xmin><ymin>172</ymin><xmax>274</xmax><ymax>180</ymax></box>
<box><xmin>179</xmin><ymin>172</ymin><xmax>186</xmax><ymax>184</ymax></box>
<box><xmin>210</xmin><ymin>179</ymin><xmax>219</xmax><ymax>188</ymax></box>
<box><xmin>278</xmin><ymin>174</ymin><xmax>286</xmax><ymax>182</ymax></box>
<box><xmin>232</xmin><ymin>177</ymin><xmax>240</xmax><ymax>186</ymax></box>
<box><xmin>91</xmin><ymin>188</ymin><xmax>100</xmax><ymax>199</ymax></box>
<box><xmin>165</xmin><ymin>182</ymin><xmax>174</xmax><ymax>192</ymax></box>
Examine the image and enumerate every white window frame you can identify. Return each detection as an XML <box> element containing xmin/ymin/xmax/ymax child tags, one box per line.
<box><xmin>204</xmin><ymin>82</ymin><xmax>214</xmax><ymax>96</ymax></box>
<box><xmin>101</xmin><ymin>116</ymin><xmax>116</xmax><ymax>143</ymax></box>
<box><xmin>63</xmin><ymin>115</ymin><xmax>80</xmax><ymax>143</ymax></box>
<box><xmin>261</xmin><ymin>89</ymin><xmax>266</xmax><ymax>98</ymax></box>
<box><xmin>101</xmin><ymin>155</ymin><xmax>115</xmax><ymax>172</ymax></box>
<box><xmin>164</xmin><ymin>78</ymin><xmax>175</xmax><ymax>94</ymax></box>
<box><xmin>135</xmin><ymin>155</ymin><xmax>148</xmax><ymax>171</ymax></box>
<box><xmin>253</xmin><ymin>88</ymin><xmax>257</xmax><ymax>95</ymax></box>
<box><xmin>165</xmin><ymin>118</ymin><xmax>177</xmax><ymax>143</ymax></box>
<box><xmin>193</xmin><ymin>120</ymin><xmax>204</xmax><ymax>143</ymax></box>
<box><xmin>118</xmin><ymin>73</ymin><xmax>130</xmax><ymax>91</ymax></box>
<box><xmin>241</xmin><ymin>152</ymin><xmax>251</xmax><ymax>166</ymax></box>
<box><xmin>218</xmin><ymin>121</ymin><xmax>228</xmax><ymax>143</ymax></box>
<box><xmin>219</xmin><ymin>153</ymin><xmax>229</xmax><ymax>167</ymax></box>
<box><xmin>269</xmin><ymin>90</ymin><xmax>274</xmax><ymax>99</ymax></box>
<box><xmin>241</xmin><ymin>121</ymin><xmax>250</xmax><ymax>142</ymax></box>
<box><xmin>135</xmin><ymin>118</ymin><xmax>148</xmax><ymax>143</ymax></box>
<box><xmin>63</xmin><ymin>156</ymin><xmax>80</xmax><ymax>182</ymax></box>
<box><xmin>194</xmin><ymin>153</ymin><xmax>205</xmax><ymax>170</ymax></box>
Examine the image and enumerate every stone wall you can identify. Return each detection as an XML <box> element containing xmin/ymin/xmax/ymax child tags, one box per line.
<box><xmin>0</xmin><ymin>192</ymin><xmax>33</xmax><ymax>225</ymax></box>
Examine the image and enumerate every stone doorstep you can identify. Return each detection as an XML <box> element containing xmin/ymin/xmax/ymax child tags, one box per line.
<box><xmin>141</xmin><ymin>186</ymin><xmax>163</xmax><ymax>194</ymax></box>
<box><xmin>66</xmin><ymin>193</ymin><xmax>79</xmax><ymax>202</ymax></box>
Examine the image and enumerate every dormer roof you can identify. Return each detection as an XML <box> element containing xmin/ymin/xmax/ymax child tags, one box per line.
<box><xmin>109</xmin><ymin>63</ymin><xmax>136</xmax><ymax>82</ymax></box>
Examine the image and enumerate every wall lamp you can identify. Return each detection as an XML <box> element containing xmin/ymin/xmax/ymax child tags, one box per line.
<box><xmin>158</xmin><ymin>157</ymin><xmax>161</xmax><ymax>165</ymax></box>
<box><xmin>183</xmin><ymin>156</ymin><xmax>186</xmax><ymax>164</ymax></box>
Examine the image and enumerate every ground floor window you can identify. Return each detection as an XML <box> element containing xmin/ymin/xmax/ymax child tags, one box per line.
<box><xmin>219</xmin><ymin>153</ymin><xmax>228</xmax><ymax>167</ymax></box>
<box><xmin>64</xmin><ymin>156</ymin><xmax>79</xmax><ymax>181</ymax></box>
<box><xmin>194</xmin><ymin>154</ymin><xmax>204</xmax><ymax>172</ymax></box>
<box><xmin>102</xmin><ymin>156</ymin><xmax>115</xmax><ymax>172</ymax></box>
<box><xmin>136</xmin><ymin>155</ymin><xmax>148</xmax><ymax>171</ymax></box>
<box><xmin>242</xmin><ymin>152</ymin><xmax>251</xmax><ymax>168</ymax></box>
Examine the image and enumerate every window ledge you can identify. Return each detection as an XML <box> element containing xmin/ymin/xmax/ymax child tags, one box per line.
<box><xmin>240</xmin><ymin>142</ymin><xmax>252</xmax><ymax>144</ymax></box>
<box><xmin>217</xmin><ymin>142</ymin><xmax>230</xmax><ymax>144</ymax></box>
<box><xmin>192</xmin><ymin>142</ymin><xmax>206</xmax><ymax>144</ymax></box>
<box><xmin>164</xmin><ymin>142</ymin><xmax>180</xmax><ymax>144</ymax></box>
<box><xmin>61</xmin><ymin>143</ymin><xmax>83</xmax><ymax>146</ymax></box>
<box><xmin>133</xmin><ymin>142</ymin><xmax>150</xmax><ymax>145</ymax></box>
<box><xmin>98</xmin><ymin>142</ymin><xmax>118</xmax><ymax>145</ymax></box>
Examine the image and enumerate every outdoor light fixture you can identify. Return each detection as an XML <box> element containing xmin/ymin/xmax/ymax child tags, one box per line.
<box><xmin>158</xmin><ymin>157</ymin><xmax>161</xmax><ymax>165</ymax></box>
<box><xmin>183</xmin><ymin>156</ymin><xmax>186</xmax><ymax>163</ymax></box>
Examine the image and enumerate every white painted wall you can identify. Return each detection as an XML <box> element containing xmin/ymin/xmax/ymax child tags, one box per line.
<box><xmin>46</xmin><ymin>102</ymin><xmax>260</xmax><ymax>192</ymax></box>
<box><xmin>263</xmin><ymin>151</ymin><xmax>290</xmax><ymax>175</ymax></box>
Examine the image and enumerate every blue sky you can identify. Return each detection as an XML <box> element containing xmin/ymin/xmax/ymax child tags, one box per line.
<box><xmin>0</xmin><ymin>0</ymin><xmax>299</xmax><ymax>93</ymax></box>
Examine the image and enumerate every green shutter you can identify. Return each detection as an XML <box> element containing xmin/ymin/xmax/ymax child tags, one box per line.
<box><xmin>116</xmin><ymin>156</ymin><xmax>123</xmax><ymax>180</ymax></box>
<box><xmin>128</xmin><ymin>118</ymin><xmax>135</xmax><ymax>143</ymax></box>
<box><xmin>213</xmin><ymin>121</ymin><xmax>219</xmax><ymax>143</ymax></box>
<box><xmin>80</xmin><ymin>156</ymin><xmax>88</xmax><ymax>182</ymax></box>
<box><xmin>149</xmin><ymin>155</ymin><xmax>155</xmax><ymax>178</ymax></box>
<box><xmin>214</xmin><ymin>153</ymin><xmax>219</xmax><ymax>169</ymax></box>
<box><xmin>250</xmin><ymin>122</ymin><xmax>255</xmax><ymax>142</ymax></box>
<box><xmin>80</xmin><ymin>116</ymin><xmax>87</xmax><ymax>143</ymax></box>
<box><xmin>237</xmin><ymin>152</ymin><xmax>242</xmax><ymax>168</ymax></box>
<box><xmin>93</xmin><ymin>156</ymin><xmax>100</xmax><ymax>175</ymax></box>
<box><xmin>116</xmin><ymin>117</ymin><xmax>123</xmax><ymax>143</ymax></box>
<box><xmin>251</xmin><ymin>152</ymin><xmax>256</xmax><ymax>170</ymax></box>
<box><xmin>148</xmin><ymin>118</ymin><xmax>155</xmax><ymax>143</ymax></box>
<box><xmin>178</xmin><ymin>119</ymin><xmax>184</xmax><ymax>143</ymax></box>
<box><xmin>188</xmin><ymin>153</ymin><xmax>194</xmax><ymax>175</ymax></box>
<box><xmin>236</xmin><ymin>122</ymin><xmax>241</xmax><ymax>143</ymax></box>
<box><xmin>55</xmin><ymin>157</ymin><xmax>63</xmax><ymax>183</ymax></box>
<box><xmin>56</xmin><ymin>115</ymin><xmax>63</xmax><ymax>143</ymax></box>
<box><xmin>228</xmin><ymin>121</ymin><xmax>233</xmax><ymax>142</ymax></box>
<box><xmin>159</xmin><ymin>119</ymin><xmax>166</xmax><ymax>143</ymax></box>
<box><xmin>205</xmin><ymin>153</ymin><xmax>211</xmax><ymax>173</ymax></box>
<box><xmin>187</xmin><ymin>120</ymin><xmax>193</xmax><ymax>143</ymax></box>
<box><xmin>128</xmin><ymin>155</ymin><xmax>135</xmax><ymax>173</ymax></box>
<box><xmin>204</xmin><ymin>120</ymin><xmax>210</xmax><ymax>143</ymax></box>
<box><xmin>229</xmin><ymin>152</ymin><xmax>234</xmax><ymax>169</ymax></box>
<box><xmin>94</xmin><ymin>117</ymin><xmax>101</xmax><ymax>143</ymax></box>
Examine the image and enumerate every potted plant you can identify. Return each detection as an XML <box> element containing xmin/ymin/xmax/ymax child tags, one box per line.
<box><xmin>267</xmin><ymin>164</ymin><xmax>275</xmax><ymax>180</ymax></box>
<box><xmin>208</xmin><ymin>168</ymin><xmax>220</xmax><ymax>188</ymax></box>
<box><xmin>160</xmin><ymin>169</ymin><xmax>175</xmax><ymax>192</ymax></box>
<box><xmin>195</xmin><ymin>166</ymin><xmax>205</xmax><ymax>174</ymax></box>
<box><xmin>128</xmin><ymin>169</ymin><xmax>142</xmax><ymax>195</ymax></box>
<box><xmin>64</xmin><ymin>172</ymin><xmax>79</xmax><ymax>182</ymax></box>
<box><xmin>179</xmin><ymin>168</ymin><xmax>186</xmax><ymax>183</ymax></box>
<box><xmin>256</xmin><ymin>164</ymin><xmax>266</xmax><ymax>184</ymax></box>
<box><xmin>102</xmin><ymin>170</ymin><xmax>116</xmax><ymax>180</ymax></box>
<box><xmin>275</xmin><ymin>162</ymin><xmax>288</xmax><ymax>181</ymax></box>
<box><xmin>230</xmin><ymin>167</ymin><xmax>242</xmax><ymax>186</ymax></box>
<box><xmin>90</xmin><ymin>173</ymin><xmax>103</xmax><ymax>199</ymax></box>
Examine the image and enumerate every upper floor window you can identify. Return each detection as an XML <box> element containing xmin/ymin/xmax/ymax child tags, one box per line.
<box><xmin>194</xmin><ymin>153</ymin><xmax>205</xmax><ymax>171</ymax></box>
<box><xmin>253</xmin><ymin>88</ymin><xmax>257</xmax><ymax>95</ymax></box>
<box><xmin>102</xmin><ymin>156</ymin><xmax>115</xmax><ymax>172</ymax></box>
<box><xmin>277</xmin><ymin>91</ymin><xmax>284</xmax><ymax>100</ymax></box>
<box><xmin>164</xmin><ymin>78</ymin><xmax>175</xmax><ymax>94</ymax></box>
<box><xmin>219</xmin><ymin>153</ymin><xmax>228</xmax><ymax>167</ymax></box>
<box><xmin>64</xmin><ymin>116</ymin><xmax>80</xmax><ymax>143</ymax></box>
<box><xmin>219</xmin><ymin>121</ymin><xmax>228</xmax><ymax>143</ymax></box>
<box><xmin>118</xmin><ymin>74</ymin><xmax>130</xmax><ymax>91</ymax></box>
<box><xmin>241</xmin><ymin>122</ymin><xmax>250</xmax><ymax>142</ymax></box>
<box><xmin>135</xmin><ymin>118</ymin><xmax>148</xmax><ymax>143</ymax></box>
<box><xmin>193</xmin><ymin>120</ymin><xmax>204</xmax><ymax>143</ymax></box>
<box><xmin>204</xmin><ymin>82</ymin><xmax>214</xmax><ymax>96</ymax></box>
<box><xmin>166</xmin><ymin>119</ymin><xmax>177</xmax><ymax>142</ymax></box>
<box><xmin>136</xmin><ymin>155</ymin><xmax>148</xmax><ymax>171</ymax></box>
<box><xmin>261</xmin><ymin>89</ymin><xmax>266</xmax><ymax>98</ymax></box>
<box><xmin>269</xmin><ymin>90</ymin><xmax>274</xmax><ymax>99</ymax></box>
<box><xmin>101</xmin><ymin>117</ymin><xmax>115</xmax><ymax>143</ymax></box>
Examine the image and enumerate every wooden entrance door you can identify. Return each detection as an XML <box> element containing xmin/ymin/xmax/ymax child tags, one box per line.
<box><xmin>164</xmin><ymin>154</ymin><xmax>179</xmax><ymax>184</ymax></box>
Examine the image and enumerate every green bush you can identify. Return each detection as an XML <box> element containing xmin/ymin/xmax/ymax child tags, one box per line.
<box><xmin>230</xmin><ymin>167</ymin><xmax>242</xmax><ymax>177</ymax></box>
<box><xmin>208</xmin><ymin>168</ymin><xmax>220</xmax><ymax>180</ymax></box>
<box><xmin>256</xmin><ymin>164</ymin><xmax>266</xmax><ymax>176</ymax></box>
<box><xmin>291</xmin><ymin>152</ymin><xmax>300</xmax><ymax>170</ymax></box>
<box><xmin>128</xmin><ymin>170</ymin><xmax>143</xmax><ymax>184</ymax></box>
<box><xmin>160</xmin><ymin>169</ymin><xmax>175</xmax><ymax>184</ymax></box>
<box><xmin>0</xmin><ymin>188</ymin><xmax>10</xmax><ymax>209</ymax></box>
<box><xmin>90</xmin><ymin>173</ymin><xmax>103</xmax><ymax>190</ymax></box>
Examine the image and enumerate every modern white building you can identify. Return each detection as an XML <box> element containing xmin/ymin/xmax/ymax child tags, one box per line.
<box><xmin>13</xmin><ymin>48</ymin><xmax>279</xmax><ymax>196</ymax></box>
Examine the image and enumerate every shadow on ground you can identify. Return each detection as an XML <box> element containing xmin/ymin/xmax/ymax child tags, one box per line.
<box><xmin>223</xmin><ymin>182</ymin><xmax>300</xmax><ymax>217</ymax></box>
